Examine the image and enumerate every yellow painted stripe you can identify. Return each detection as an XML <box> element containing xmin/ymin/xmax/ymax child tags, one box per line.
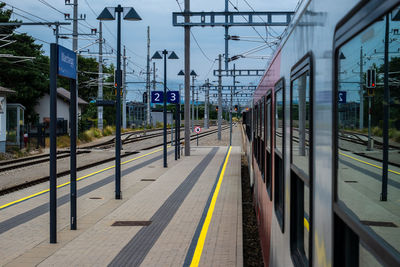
<box><xmin>0</xmin><ymin>147</ymin><xmax>168</xmax><ymax>211</ymax></box>
<box><xmin>339</xmin><ymin>152</ymin><xmax>400</xmax><ymax>175</ymax></box>
<box><xmin>190</xmin><ymin>146</ymin><xmax>232</xmax><ymax>267</ymax></box>
<box><xmin>304</xmin><ymin>217</ymin><xmax>309</xmax><ymax>232</ymax></box>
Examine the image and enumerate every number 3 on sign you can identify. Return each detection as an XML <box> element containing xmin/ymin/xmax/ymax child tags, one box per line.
<box><xmin>167</xmin><ymin>91</ymin><xmax>180</xmax><ymax>104</ymax></box>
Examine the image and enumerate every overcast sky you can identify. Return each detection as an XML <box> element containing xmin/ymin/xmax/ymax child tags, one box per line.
<box><xmin>3</xmin><ymin>0</ymin><xmax>298</xmax><ymax>102</ymax></box>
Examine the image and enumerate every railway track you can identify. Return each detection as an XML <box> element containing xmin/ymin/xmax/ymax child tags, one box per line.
<box><xmin>0</xmin><ymin>126</ymin><xmax>230</xmax><ymax>196</ymax></box>
<box><xmin>0</xmin><ymin>129</ymin><xmax>167</xmax><ymax>172</ymax></box>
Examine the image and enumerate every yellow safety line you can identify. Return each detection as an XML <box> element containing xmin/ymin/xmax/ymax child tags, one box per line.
<box><xmin>190</xmin><ymin>146</ymin><xmax>232</xmax><ymax>267</ymax></box>
<box><xmin>339</xmin><ymin>152</ymin><xmax>400</xmax><ymax>175</ymax></box>
<box><xmin>0</xmin><ymin>147</ymin><xmax>168</xmax><ymax>210</ymax></box>
<box><xmin>304</xmin><ymin>217</ymin><xmax>309</xmax><ymax>232</ymax></box>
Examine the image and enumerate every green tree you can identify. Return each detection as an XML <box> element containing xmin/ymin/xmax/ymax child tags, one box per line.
<box><xmin>0</xmin><ymin>3</ymin><xmax>49</xmax><ymax>123</ymax></box>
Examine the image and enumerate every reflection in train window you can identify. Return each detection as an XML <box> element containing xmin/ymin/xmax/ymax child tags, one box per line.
<box><xmin>336</xmin><ymin>8</ymin><xmax>400</xmax><ymax>258</ymax></box>
<box><xmin>266</xmin><ymin>97</ymin><xmax>272</xmax><ymax>196</ymax></box>
<box><xmin>274</xmin><ymin>82</ymin><xmax>285</xmax><ymax>231</ymax></box>
<box><xmin>275</xmin><ymin>87</ymin><xmax>284</xmax><ymax>153</ymax></box>
<box><xmin>291</xmin><ymin>172</ymin><xmax>310</xmax><ymax>266</ymax></box>
<box><xmin>261</xmin><ymin>98</ymin><xmax>265</xmax><ymax>181</ymax></box>
<box><xmin>291</xmin><ymin>72</ymin><xmax>311</xmax><ymax>177</ymax></box>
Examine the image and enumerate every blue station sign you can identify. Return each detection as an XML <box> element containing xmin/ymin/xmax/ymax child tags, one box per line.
<box><xmin>151</xmin><ymin>91</ymin><xmax>164</xmax><ymax>103</ymax></box>
<box><xmin>58</xmin><ymin>45</ymin><xmax>77</xmax><ymax>80</ymax></box>
<box><xmin>167</xmin><ymin>91</ymin><xmax>179</xmax><ymax>104</ymax></box>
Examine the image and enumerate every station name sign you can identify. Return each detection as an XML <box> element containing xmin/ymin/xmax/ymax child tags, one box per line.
<box><xmin>58</xmin><ymin>45</ymin><xmax>77</xmax><ymax>80</ymax></box>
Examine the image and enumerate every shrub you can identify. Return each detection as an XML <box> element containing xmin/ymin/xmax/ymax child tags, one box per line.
<box><xmin>372</xmin><ymin>126</ymin><xmax>382</xmax><ymax>137</ymax></box>
<box><xmin>389</xmin><ymin>128</ymin><xmax>400</xmax><ymax>143</ymax></box>
<box><xmin>57</xmin><ymin>135</ymin><xmax>71</xmax><ymax>148</ymax></box>
<box><xmin>102</xmin><ymin>125</ymin><xmax>114</xmax><ymax>136</ymax></box>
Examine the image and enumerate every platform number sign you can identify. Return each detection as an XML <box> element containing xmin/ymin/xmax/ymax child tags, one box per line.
<box><xmin>338</xmin><ymin>91</ymin><xmax>347</xmax><ymax>104</ymax></box>
<box><xmin>167</xmin><ymin>91</ymin><xmax>179</xmax><ymax>104</ymax></box>
<box><xmin>151</xmin><ymin>91</ymin><xmax>164</xmax><ymax>103</ymax></box>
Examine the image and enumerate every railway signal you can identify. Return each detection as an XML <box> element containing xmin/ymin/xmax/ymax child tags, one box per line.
<box><xmin>366</xmin><ymin>69</ymin><xmax>376</xmax><ymax>88</ymax></box>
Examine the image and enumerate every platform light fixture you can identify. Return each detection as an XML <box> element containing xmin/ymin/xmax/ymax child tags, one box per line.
<box><xmin>97</xmin><ymin>4</ymin><xmax>141</xmax><ymax>200</ymax></box>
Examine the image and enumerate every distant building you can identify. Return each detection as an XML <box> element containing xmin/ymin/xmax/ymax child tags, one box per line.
<box><xmin>126</xmin><ymin>102</ymin><xmax>174</xmax><ymax>128</ymax></box>
<box><xmin>34</xmin><ymin>87</ymin><xmax>88</xmax><ymax>128</ymax></box>
<box><xmin>150</xmin><ymin>110</ymin><xmax>173</xmax><ymax>127</ymax></box>
<box><xmin>127</xmin><ymin>102</ymin><xmax>146</xmax><ymax>128</ymax></box>
<box><xmin>0</xmin><ymin>86</ymin><xmax>15</xmax><ymax>152</ymax></box>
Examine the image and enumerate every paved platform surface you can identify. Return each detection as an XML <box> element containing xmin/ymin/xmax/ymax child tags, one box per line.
<box><xmin>0</xmin><ymin>126</ymin><xmax>243</xmax><ymax>267</ymax></box>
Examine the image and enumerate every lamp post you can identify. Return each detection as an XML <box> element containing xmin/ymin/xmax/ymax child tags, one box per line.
<box><xmin>97</xmin><ymin>5</ymin><xmax>141</xmax><ymax>199</ymax></box>
<box><xmin>152</xmin><ymin>50</ymin><xmax>179</xmax><ymax>168</ymax></box>
<box><xmin>190</xmin><ymin>70</ymin><xmax>197</xmax><ymax>131</ymax></box>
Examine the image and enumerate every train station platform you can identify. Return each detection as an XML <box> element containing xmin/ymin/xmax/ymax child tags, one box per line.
<box><xmin>1</xmin><ymin>132</ymin><xmax>243</xmax><ymax>266</ymax></box>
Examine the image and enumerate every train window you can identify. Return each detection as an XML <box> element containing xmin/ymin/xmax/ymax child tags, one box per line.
<box><xmin>266</xmin><ymin>97</ymin><xmax>272</xmax><ymax>197</ymax></box>
<box><xmin>274</xmin><ymin>79</ymin><xmax>285</xmax><ymax>232</ymax></box>
<box><xmin>291</xmin><ymin>71</ymin><xmax>311</xmax><ymax>177</ymax></box>
<box><xmin>275</xmin><ymin>80</ymin><xmax>284</xmax><ymax>154</ymax></box>
<box><xmin>261</xmin><ymin>97</ymin><xmax>265</xmax><ymax>181</ymax></box>
<box><xmin>290</xmin><ymin>172</ymin><xmax>311</xmax><ymax>266</ymax></box>
<box><xmin>274</xmin><ymin>79</ymin><xmax>285</xmax><ymax>233</ymax></box>
<box><xmin>290</xmin><ymin>55</ymin><xmax>313</xmax><ymax>267</ymax></box>
<box><xmin>335</xmin><ymin>3</ymin><xmax>400</xmax><ymax>265</ymax></box>
<box><xmin>257</xmin><ymin>102</ymin><xmax>261</xmax><ymax>167</ymax></box>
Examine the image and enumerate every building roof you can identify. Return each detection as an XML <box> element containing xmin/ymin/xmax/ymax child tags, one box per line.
<box><xmin>57</xmin><ymin>87</ymin><xmax>88</xmax><ymax>105</ymax></box>
<box><xmin>0</xmin><ymin>86</ymin><xmax>15</xmax><ymax>95</ymax></box>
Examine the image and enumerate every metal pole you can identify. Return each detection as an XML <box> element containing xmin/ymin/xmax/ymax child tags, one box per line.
<box><xmin>55</xmin><ymin>23</ymin><xmax>59</xmax><ymax>44</ymax></box>
<box><xmin>367</xmin><ymin>96</ymin><xmax>372</xmax><ymax>150</ymax></box>
<box><xmin>171</xmin><ymin>120</ymin><xmax>174</xmax><ymax>146</ymax></box>
<box><xmin>230</xmin><ymin>64</ymin><xmax>234</xmax><ymax>146</ymax></box>
<box><xmin>224</xmin><ymin>0</ymin><xmax>229</xmax><ymax>70</ymax></box>
<box><xmin>163</xmin><ymin>49</ymin><xmax>168</xmax><ymax>168</ymax></box>
<box><xmin>179</xmin><ymin>84</ymin><xmax>183</xmax><ymax>121</ymax></box>
<box><xmin>218</xmin><ymin>54</ymin><xmax>222</xmax><ymax>140</ymax></box>
<box><xmin>70</xmin><ymin>78</ymin><xmax>77</xmax><ymax>230</ymax></box>
<box><xmin>122</xmin><ymin>46</ymin><xmax>127</xmax><ymax>129</ymax></box>
<box><xmin>359</xmin><ymin>46</ymin><xmax>364</xmax><ymax>129</ymax></box>
<box><xmin>146</xmin><ymin>26</ymin><xmax>151</xmax><ymax>126</ymax></box>
<box><xmin>153</xmin><ymin>62</ymin><xmax>156</xmax><ymax>91</ymax></box>
<box><xmin>73</xmin><ymin>0</ymin><xmax>78</xmax><ymax>136</ymax></box>
<box><xmin>204</xmin><ymin>79</ymin><xmax>209</xmax><ymax>129</ymax></box>
<box><xmin>98</xmin><ymin>21</ymin><xmax>103</xmax><ymax>130</ymax></box>
<box><xmin>115</xmin><ymin>5</ymin><xmax>122</xmax><ymax>199</ymax></box>
<box><xmin>49</xmin><ymin>43</ymin><xmax>57</xmax><ymax>243</ymax></box>
<box><xmin>175</xmin><ymin>104</ymin><xmax>178</xmax><ymax>160</ymax></box>
<box><xmin>178</xmin><ymin>104</ymin><xmax>181</xmax><ymax>159</ymax></box>
<box><xmin>196</xmin><ymin>89</ymin><xmax>198</xmax><ymax>126</ymax></box>
<box><xmin>184</xmin><ymin>0</ymin><xmax>191</xmax><ymax>156</ymax></box>
<box><xmin>381</xmin><ymin>14</ymin><xmax>389</xmax><ymax>201</ymax></box>
<box><xmin>192</xmin><ymin>75</ymin><xmax>195</xmax><ymax>131</ymax></box>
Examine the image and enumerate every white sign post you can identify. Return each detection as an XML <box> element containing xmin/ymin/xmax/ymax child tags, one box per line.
<box><xmin>194</xmin><ymin>126</ymin><xmax>201</xmax><ymax>146</ymax></box>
